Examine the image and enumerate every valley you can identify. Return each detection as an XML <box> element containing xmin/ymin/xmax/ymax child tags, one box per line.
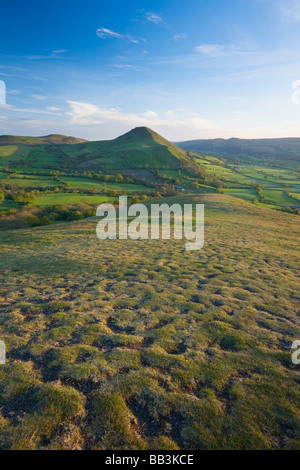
<box><xmin>0</xmin><ymin>128</ymin><xmax>299</xmax><ymax>231</ymax></box>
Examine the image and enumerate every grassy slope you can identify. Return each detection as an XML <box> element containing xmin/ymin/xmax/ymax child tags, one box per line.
<box><xmin>62</xmin><ymin>127</ymin><xmax>189</xmax><ymax>170</ymax></box>
<box><xmin>0</xmin><ymin>194</ymin><xmax>299</xmax><ymax>450</ymax></box>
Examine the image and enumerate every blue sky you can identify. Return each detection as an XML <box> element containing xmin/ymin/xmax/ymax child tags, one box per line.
<box><xmin>1</xmin><ymin>0</ymin><xmax>300</xmax><ymax>140</ymax></box>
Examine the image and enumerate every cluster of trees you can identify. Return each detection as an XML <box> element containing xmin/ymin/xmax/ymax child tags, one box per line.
<box><xmin>0</xmin><ymin>203</ymin><xmax>97</xmax><ymax>230</ymax></box>
<box><xmin>255</xmin><ymin>185</ymin><xmax>265</xmax><ymax>203</ymax></box>
<box><xmin>283</xmin><ymin>207</ymin><xmax>300</xmax><ymax>215</ymax></box>
<box><xmin>12</xmin><ymin>190</ymin><xmax>39</xmax><ymax>204</ymax></box>
<box><xmin>0</xmin><ymin>186</ymin><xmax>40</xmax><ymax>204</ymax></box>
<box><xmin>0</xmin><ymin>190</ymin><xmax>162</xmax><ymax>230</ymax></box>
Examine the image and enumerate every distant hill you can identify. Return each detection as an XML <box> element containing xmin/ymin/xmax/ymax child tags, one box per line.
<box><xmin>0</xmin><ymin>134</ymin><xmax>87</xmax><ymax>145</ymax></box>
<box><xmin>175</xmin><ymin>137</ymin><xmax>300</xmax><ymax>163</ymax></box>
<box><xmin>63</xmin><ymin>127</ymin><xmax>189</xmax><ymax>171</ymax></box>
<box><xmin>0</xmin><ymin>127</ymin><xmax>189</xmax><ymax>173</ymax></box>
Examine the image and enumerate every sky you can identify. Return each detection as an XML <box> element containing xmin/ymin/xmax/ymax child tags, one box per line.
<box><xmin>1</xmin><ymin>0</ymin><xmax>300</xmax><ymax>141</ymax></box>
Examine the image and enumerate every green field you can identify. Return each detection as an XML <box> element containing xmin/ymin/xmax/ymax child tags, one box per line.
<box><xmin>290</xmin><ymin>193</ymin><xmax>300</xmax><ymax>203</ymax></box>
<box><xmin>33</xmin><ymin>193</ymin><xmax>114</xmax><ymax>206</ymax></box>
<box><xmin>0</xmin><ymin>194</ymin><xmax>299</xmax><ymax>450</ymax></box>
<box><xmin>263</xmin><ymin>190</ymin><xmax>296</xmax><ymax>206</ymax></box>
<box><xmin>7</xmin><ymin>176</ymin><xmax>58</xmax><ymax>188</ymax></box>
<box><xmin>190</xmin><ymin>158</ymin><xmax>300</xmax><ymax>208</ymax></box>
<box><xmin>1</xmin><ymin>173</ymin><xmax>151</xmax><ymax>194</ymax></box>
<box><xmin>223</xmin><ymin>188</ymin><xmax>258</xmax><ymax>202</ymax></box>
<box><xmin>60</xmin><ymin>177</ymin><xmax>150</xmax><ymax>193</ymax></box>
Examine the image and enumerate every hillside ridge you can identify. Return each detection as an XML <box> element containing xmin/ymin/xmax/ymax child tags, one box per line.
<box><xmin>0</xmin><ymin>134</ymin><xmax>87</xmax><ymax>145</ymax></box>
<box><xmin>176</xmin><ymin>137</ymin><xmax>300</xmax><ymax>162</ymax></box>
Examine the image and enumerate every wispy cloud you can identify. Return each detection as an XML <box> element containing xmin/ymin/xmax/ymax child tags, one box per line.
<box><xmin>66</xmin><ymin>100</ymin><xmax>215</xmax><ymax>134</ymax></box>
<box><xmin>277</xmin><ymin>0</ymin><xmax>300</xmax><ymax>22</ymax></box>
<box><xmin>0</xmin><ymin>104</ymin><xmax>62</xmax><ymax>115</ymax></box>
<box><xmin>47</xmin><ymin>106</ymin><xmax>60</xmax><ymax>111</ymax></box>
<box><xmin>133</xmin><ymin>9</ymin><xmax>164</xmax><ymax>25</ymax></box>
<box><xmin>174</xmin><ymin>33</ymin><xmax>186</xmax><ymax>42</ymax></box>
<box><xmin>110</xmin><ymin>64</ymin><xmax>135</xmax><ymax>69</ymax></box>
<box><xmin>0</xmin><ymin>64</ymin><xmax>26</xmax><ymax>72</ymax></box>
<box><xmin>7</xmin><ymin>89</ymin><xmax>21</xmax><ymax>95</ymax></box>
<box><xmin>143</xmin><ymin>110</ymin><xmax>158</xmax><ymax>118</ymax></box>
<box><xmin>32</xmin><ymin>94</ymin><xmax>46</xmax><ymax>100</ymax></box>
<box><xmin>52</xmin><ymin>49</ymin><xmax>66</xmax><ymax>54</ymax></box>
<box><xmin>195</xmin><ymin>44</ymin><xmax>238</xmax><ymax>57</ymax></box>
<box><xmin>145</xmin><ymin>12</ymin><xmax>163</xmax><ymax>24</ymax></box>
<box><xmin>109</xmin><ymin>63</ymin><xmax>147</xmax><ymax>72</ymax></box>
<box><xmin>96</xmin><ymin>27</ymin><xmax>142</xmax><ymax>44</ymax></box>
<box><xmin>96</xmin><ymin>28</ymin><xmax>122</xmax><ymax>39</ymax></box>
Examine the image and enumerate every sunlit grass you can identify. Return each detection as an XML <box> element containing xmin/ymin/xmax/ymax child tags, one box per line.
<box><xmin>0</xmin><ymin>194</ymin><xmax>299</xmax><ymax>449</ymax></box>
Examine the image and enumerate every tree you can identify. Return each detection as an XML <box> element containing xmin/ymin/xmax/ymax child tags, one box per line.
<box><xmin>71</xmin><ymin>211</ymin><xmax>83</xmax><ymax>220</ymax></box>
<box><xmin>39</xmin><ymin>216</ymin><xmax>53</xmax><ymax>226</ymax></box>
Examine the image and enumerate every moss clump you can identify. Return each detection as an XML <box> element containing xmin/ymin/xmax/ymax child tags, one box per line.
<box><xmin>91</xmin><ymin>392</ymin><xmax>146</xmax><ymax>449</ymax></box>
<box><xmin>10</xmin><ymin>382</ymin><xmax>86</xmax><ymax>450</ymax></box>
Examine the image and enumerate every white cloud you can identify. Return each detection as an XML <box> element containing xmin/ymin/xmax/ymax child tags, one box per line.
<box><xmin>52</xmin><ymin>49</ymin><xmax>66</xmax><ymax>54</ymax></box>
<box><xmin>174</xmin><ymin>33</ymin><xmax>186</xmax><ymax>42</ymax></box>
<box><xmin>2</xmin><ymin>98</ymin><xmax>299</xmax><ymax>141</ymax></box>
<box><xmin>194</xmin><ymin>44</ymin><xmax>237</xmax><ymax>57</ymax></box>
<box><xmin>47</xmin><ymin>106</ymin><xmax>60</xmax><ymax>111</ymax></box>
<box><xmin>145</xmin><ymin>12</ymin><xmax>163</xmax><ymax>24</ymax></box>
<box><xmin>32</xmin><ymin>94</ymin><xmax>46</xmax><ymax>100</ymax></box>
<box><xmin>96</xmin><ymin>27</ymin><xmax>142</xmax><ymax>44</ymax></box>
<box><xmin>109</xmin><ymin>63</ymin><xmax>146</xmax><ymax>71</ymax></box>
<box><xmin>66</xmin><ymin>101</ymin><xmax>102</xmax><ymax>122</ymax></box>
<box><xmin>277</xmin><ymin>0</ymin><xmax>300</xmax><ymax>21</ymax></box>
<box><xmin>7</xmin><ymin>89</ymin><xmax>20</xmax><ymax>95</ymax></box>
<box><xmin>0</xmin><ymin>104</ymin><xmax>62</xmax><ymax>115</ymax></box>
<box><xmin>96</xmin><ymin>28</ymin><xmax>122</xmax><ymax>39</ymax></box>
<box><xmin>110</xmin><ymin>64</ymin><xmax>135</xmax><ymax>69</ymax></box>
<box><xmin>0</xmin><ymin>103</ymin><xmax>13</xmax><ymax>109</ymax></box>
<box><xmin>66</xmin><ymin>100</ymin><xmax>216</xmax><ymax>139</ymax></box>
<box><xmin>143</xmin><ymin>110</ymin><xmax>158</xmax><ymax>118</ymax></box>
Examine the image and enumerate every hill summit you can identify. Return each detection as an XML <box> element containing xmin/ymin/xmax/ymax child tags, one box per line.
<box><xmin>58</xmin><ymin>127</ymin><xmax>189</xmax><ymax>171</ymax></box>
